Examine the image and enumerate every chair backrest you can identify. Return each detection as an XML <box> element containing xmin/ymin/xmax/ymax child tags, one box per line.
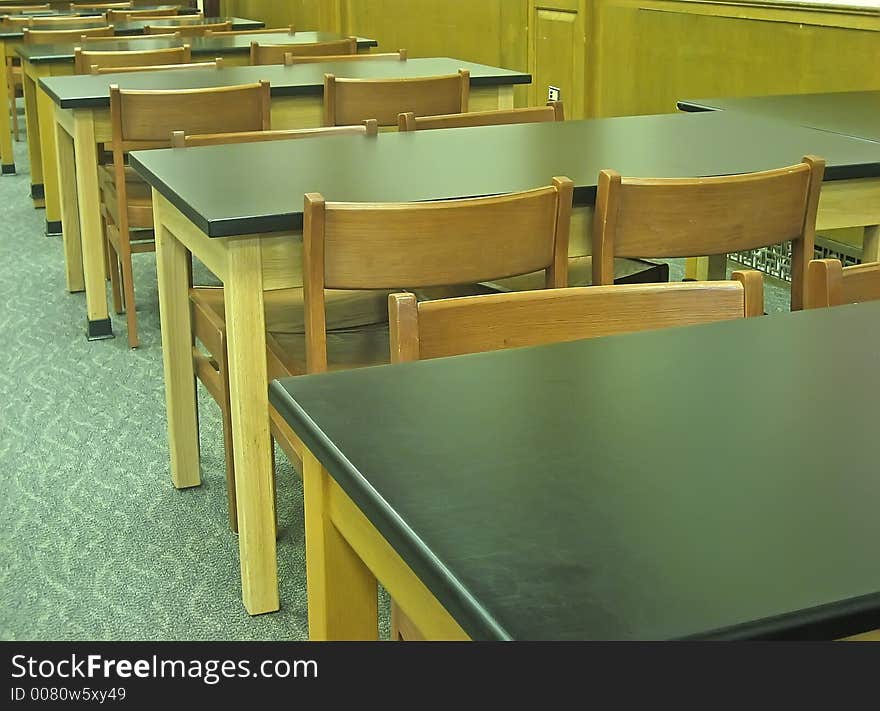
<box><xmin>285</xmin><ymin>49</ymin><xmax>406</xmax><ymax>65</ymax></box>
<box><xmin>171</xmin><ymin>119</ymin><xmax>378</xmax><ymax>147</ymax></box>
<box><xmin>144</xmin><ymin>20</ymin><xmax>229</xmax><ymax>36</ymax></box>
<box><xmin>389</xmin><ymin>272</ymin><xmax>764</xmax><ymax>362</ymax></box>
<box><xmin>106</xmin><ymin>80</ymin><xmax>270</xmax><ymax>237</ymax></box>
<box><xmin>806</xmin><ymin>259</ymin><xmax>880</xmax><ymax>308</ymax></box>
<box><xmin>591</xmin><ymin>155</ymin><xmax>824</xmax><ymax>311</ymax></box>
<box><xmin>249</xmin><ymin>37</ymin><xmax>357</xmax><ymax>65</ymax></box>
<box><xmin>28</xmin><ymin>13</ymin><xmax>106</xmax><ymax>25</ymax></box>
<box><xmin>323</xmin><ymin>69</ymin><xmax>469</xmax><ymax>127</ymax></box>
<box><xmin>302</xmin><ymin>176</ymin><xmax>574</xmax><ymax>372</ymax></box>
<box><xmin>23</xmin><ymin>24</ymin><xmax>113</xmax><ymax>42</ymax></box>
<box><xmin>92</xmin><ymin>57</ymin><xmax>221</xmax><ymax>73</ymax></box>
<box><xmin>206</xmin><ymin>25</ymin><xmax>294</xmax><ymax>36</ymax></box>
<box><xmin>107</xmin><ymin>7</ymin><xmax>180</xmax><ymax>21</ymax></box>
<box><xmin>77</xmin><ymin>31</ymin><xmax>178</xmax><ymax>42</ymax></box>
<box><xmin>398</xmin><ymin>101</ymin><xmax>564</xmax><ymax>131</ymax></box>
<box><xmin>74</xmin><ymin>43</ymin><xmax>190</xmax><ymax>73</ymax></box>
<box><xmin>70</xmin><ymin>2</ymin><xmax>131</xmax><ymax>9</ymax></box>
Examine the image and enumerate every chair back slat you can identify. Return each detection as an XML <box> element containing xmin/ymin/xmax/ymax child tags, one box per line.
<box><xmin>23</xmin><ymin>24</ymin><xmax>113</xmax><ymax>42</ymax></box>
<box><xmin>74</xmin><ymin>44</ymin><xmax>190</xmax><ymax>73</ymax></box>
<box><xmin>399</xmin><ymin>101</ymin><xmax>563</xmax><ymax>131</ymax></box>
<box><xmin>110</xmin><ymin>80</ymin><xmax>269</xmax><ymax>146</ymax></box>
<box><xmin>592</xmin><ymin>155</ymin><xmax>825</xmax><ymax>310</ymax></box>
<box><xmin>390</xmin><ymin>273</ymin><xmax>763</xmax><ymax>362</ymax></box>
<box><xmin>250</xmin><ymin>37</ymin><xmax>356</xmax><ymax>65</ymax></box>
<box><xmin>806</xmin><ymin>259</ymin><xmax>880</xmax><ymax>308</ymax></box>
<box><xmin>284</xmin><ymin>49</ymin><xmax>406</xmax><ymax>65</ymax></box>
<box><xmin>324</xmin><ymin>69</ymin><xmax>469</xmax><ymax>127</ymax></box>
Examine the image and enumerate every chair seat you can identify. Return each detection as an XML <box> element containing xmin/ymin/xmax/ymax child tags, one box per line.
<box><xmin>191</xmin><ymin>285</ymin><xmax>393</xmax><ymax>334</ymax></box>
<box><xmin>99</xmin><ymin>165</ymin><xmax>153</xmax><ymax>228</ymax></box>
<box><xmin>269</xmin><ymin>323</ymin><xmax>390</xmax><ymax>376</ymax></box>
<box><xmin>482</xmin><ymin>255</ymin><xmax>668</xmax><ymax>291</ymax></box>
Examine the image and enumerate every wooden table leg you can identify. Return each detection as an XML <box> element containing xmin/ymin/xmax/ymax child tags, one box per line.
<box><xmin>21</xmin><ymin>68</ymin><xmax>44</xmax><ymax>208</ymax></box>
<box><xmin>0</xmin><ymin>40</ymin><xmax>15</xmax><ymax>176</ymax></box>
<box><xmin>685</xmin><ymin>255</ymin><xmax>727</xmax><ymax>281</ymax></box>
<box><xmin>224</xmin><ymin>237</ymin><xmax>279</xmax><ymax>615</ymax></box>
<box><xmin>303</xmin><ymin>449</ymin><xmax>378</xmax><ymax>640</ymax></box>
<box><xmin>73</xmin><ymin>109</ymin><xmax>112</xmax><ymax>338</ymax></box>
<box><xmin>153</xmin><ymin>190</ymin><xmax>201</xmax><ymax>489</ymax></box>
<box><xmin>36</xmin><ymin>73</ymin><xmax>62</xmax><ymax>235</ymax></box>
<box><xmin>54</xmin><ymin>109</ymin><xmax>84</xmax><ymax>293</ymax></box>
<box><xmin>863</xmin><ymin>225</ymin><xmax>879</xmax><ymax>263</ymax></box>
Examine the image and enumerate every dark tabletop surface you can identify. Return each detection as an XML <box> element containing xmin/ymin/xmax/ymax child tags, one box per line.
<box><xmin>3</xmin><ymin>16</ymin><xmax>262</xmax><ymax>40</ymax></box>
<box><xmin>130</xmin><ymin>110</ymin><xmax>880</xmax><ymax>237</ymax></box>
<box><xmin>270</xmin><ymin>301</ymin><xmax>880</xmax><ymax>640</ymax></box>
<box><xmin>678</xmin><ymin>91</ymin><xmax>880</xmax><ymax>143</ymax></box>
<box><xmin>41</xmin><ymin>56</ymin><xmax>529</xmax><ymax>108</ymax></box>
<box><xmin>15</xmin><ymin>30</ymin><xmax>378</xmax><ymax>60</ymax></box>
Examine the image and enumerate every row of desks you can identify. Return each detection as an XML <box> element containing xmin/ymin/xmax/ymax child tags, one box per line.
<box><xmin>127</xmin><ymin>104</ymin><xmax>880</xmax><ymax>615</ymax></box>
<box><xmin>44</xmin><ymin>55</ymin><xmax>526</xmax><ymax>338</ymax></box>
<box><xmin>0</xmin><ymin>16</ymin><xmax>268</xmax><ymax>181</ymax></box>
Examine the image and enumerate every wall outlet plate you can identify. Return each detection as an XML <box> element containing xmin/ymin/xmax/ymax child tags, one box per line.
<box><xmin>548</xmin><ymin>86</ymin><xmax>561</xmax><ymax>102</ymax></box>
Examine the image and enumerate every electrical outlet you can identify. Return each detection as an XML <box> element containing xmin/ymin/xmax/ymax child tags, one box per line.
<box><xmin>548</xmin><ymin>86</ymin><xmax>561</xmax><ymax>102</ymax></box>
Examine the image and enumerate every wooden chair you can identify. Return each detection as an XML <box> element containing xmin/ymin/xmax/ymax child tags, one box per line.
<box><xmin>144</xmin><ymin>20</ymin><xmax>230</xmax><ymax>36</ymax></box>
<box><xmin>324</xmin><ymin>69</ymin><xmax>469</xmax><ymax>127</ymax></box>
<box><xmin>398</xmin><ymin>101</ymin><xmax>563</xmax><ymax>131</ymax></box>
<box><xmin>73</xmin><ymin>44</ymin><xmax>190</xmax><ymax>73</ymax></box>
<box><xmin>591</xmin><ymin>155</ymin><xmax>825</xmax><ymax>311</ymax></box>
<box><xmin>28</xmin><ymin>14</ymin><xmax>107</xmax><ymax>25</ymax></box>
<box><xmin>22</xmin><ymin>25</ymin><xmax>114</xmax><ymax>42</ymax></box>
<box><xmin>386</xmin><ymin>270</ymin><xmax>763</xmax><ymax>640</ymax></box>
<box><xmin>249</xmin><ymin>37</ymin><xmax>356</xmax><ymax>66</ymax></box>
<box><xmin>101</xmin><ymin>81</ymin><xmax>270</xmax><ymax>348</ymax></box>
<box><xmin>205</xmin><ymin>25</ymin><xmax>294</xmax><ymax>36</ymax></box>
<box><xmin>190</xmin><ymin>175</ymin><xmax>573</xmax><ymax>532</ymax></box>
<box><xmin>806</xmin><ymin>259</ymin><xmax>880</xmax><ymax>308</ymax></box>
<box><xmin>91</xmin><ymin>57</ymin><xmax>221</xmax><ymax>73</ymax></box>
<box><xmin>284</xmin><ymin>49</ymin><xmax>407</xmax><ymax>65</ymax></box>
<box><xmin>107</xmin><ymin>8</ymin><xmax>182</xmax><ymax>21</ymax></box>
<box><xmin>171</xmin><ymin>122</ymin><xmax>381</xmax><ymax>530</ymax></box>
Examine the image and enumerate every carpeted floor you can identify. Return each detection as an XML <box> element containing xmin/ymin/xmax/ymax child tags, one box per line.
<box><xmin>0</xmin><ymin>117</ymin><xmax>791</xmax><ymax>641</ymax></box>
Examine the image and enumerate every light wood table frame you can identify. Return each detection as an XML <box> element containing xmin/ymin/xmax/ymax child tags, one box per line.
<box><xmin>301</xmin><ymin>448</ymin><xmax>468</xmax><ymax>640</ymax></box>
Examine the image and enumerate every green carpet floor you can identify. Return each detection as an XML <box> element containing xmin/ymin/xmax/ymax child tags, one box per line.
<box><xmin>0</xmin><ymin>118</ymin><xmax>791</xmax><ymax>641</ymax></box>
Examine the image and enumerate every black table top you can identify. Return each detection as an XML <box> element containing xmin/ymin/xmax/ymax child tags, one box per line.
<box><xmin>2</xmin><ymin>16</ymin><xmax>262</xmax><ymax>41</ymax></box>
<box><xmin>270</xmin><ymin>301</ymin><xmax>880</xmax><ymax>640</ymax></box>
<box><xmin>130</xmin><ymin>110</ymin><xmax>880</xmax><ymax>238</ymax></box>
<box><xmin>41</xmin><ymin>56</ymin><xmax>529</xmax><ymax>109</ymax></box>
<box><xmin>678</xmin><ymin>91</ymin><xmax>880</xmax><ymax>143</ymax></box>
<box><xmin>15</xmin><ymin>29</ymin><xmax>377</xmax><ymax>61</ymax></box>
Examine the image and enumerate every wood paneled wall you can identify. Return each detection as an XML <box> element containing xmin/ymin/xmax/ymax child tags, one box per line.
<box><xmin>223</xmin><ymin>0</ymin><xmax>880</xmax><ymax>118</ymax></box>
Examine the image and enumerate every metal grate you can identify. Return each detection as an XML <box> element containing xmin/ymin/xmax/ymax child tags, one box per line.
<box><xmin>729</xmin><ymin>238</ymin><xmax>863</xmax><ymax>282</ymax></box>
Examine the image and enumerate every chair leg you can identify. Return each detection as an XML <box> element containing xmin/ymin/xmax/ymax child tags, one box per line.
<box><xmin>107</xmin><ymin>241</ymin><xmax>123</xmax><ymax>315</ymax></box>
<box><xmin>118</xmin><ymin>236</ymin><xmax>138</xmax><ymax>348</ymax></box>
